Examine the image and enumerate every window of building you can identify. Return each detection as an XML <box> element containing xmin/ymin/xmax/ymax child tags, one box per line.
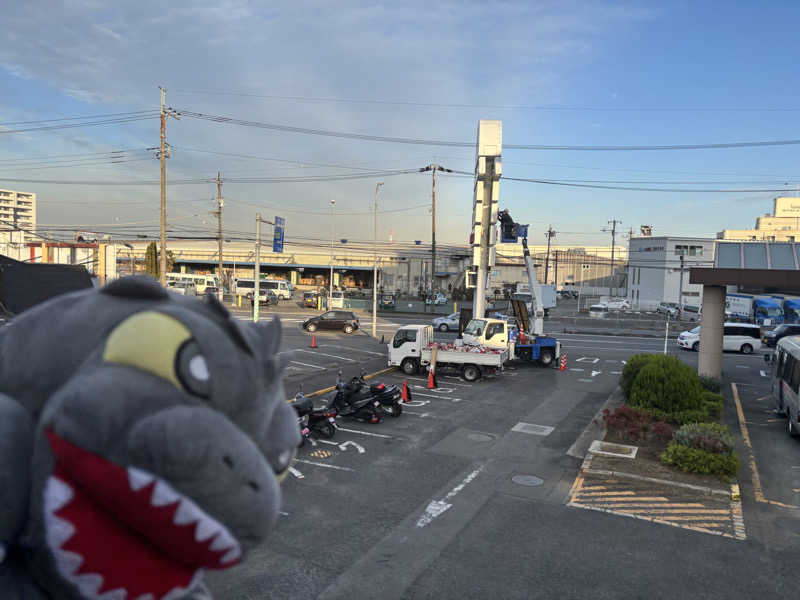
<box><xmin>675</xmin><ymin>244</ymin><xmax>704</xmax><ymax>257</ymax></box>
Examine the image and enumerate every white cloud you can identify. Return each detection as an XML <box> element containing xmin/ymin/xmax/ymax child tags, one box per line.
<box><xmin>0</xmin><ymin>0</ymin><xmax>656</xmax><ymax>243</ymax></box>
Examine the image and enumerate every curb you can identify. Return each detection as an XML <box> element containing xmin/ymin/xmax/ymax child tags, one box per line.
<box><xmin>566</xmin><ymin>385</ymin><xmax>624</xmax><ymax>459</ymax></box>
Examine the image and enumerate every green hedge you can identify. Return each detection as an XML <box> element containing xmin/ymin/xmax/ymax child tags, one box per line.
<box><xmin>661</xmin><ymin>443</ymin><xmax>739</xmax><ymax>478</ymax></box>
<box><xmin>620</xmin><ymin>354</ymin><xmax>657</xmax><ymax>400</ymax></box>
<box><xmin>673</xmin><ymin>422</ymin><xmax>734</xmax><ymax>453</ymax></box>
<box><xmin>699</xmin><ymin>375</ymin><xmax>721</xmax><ymax>393</ymax></box>
<box><xmin>629</xmin><ymin>355</ymin><xmax>705</xmax><ymax>415</ymax></box>
<box><xmin>702</xmin><ymin>391</ymin><xmax>724</xmax><ymax>419</ymax></box>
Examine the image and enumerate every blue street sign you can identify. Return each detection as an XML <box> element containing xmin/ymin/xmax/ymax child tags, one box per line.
<box><xmin>273</xmin><ymin>216</ymin><xmax>285</xmax><ymax>253</ymax></box>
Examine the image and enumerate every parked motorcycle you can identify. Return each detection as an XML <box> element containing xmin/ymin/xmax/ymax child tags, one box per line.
<box><xmin>329</xmin><ymin>372</ymin><xmax>382</xmax><ymax>424</ymax></box>
<box><xmin>292</xmin><ymin>387</ymin><xmax>338</xmax><ymax>445</ymax></box>
<box><xmin>347</xmin><ymin>371</ymin><xmax>403</xmax><ymax>417</ymax></box>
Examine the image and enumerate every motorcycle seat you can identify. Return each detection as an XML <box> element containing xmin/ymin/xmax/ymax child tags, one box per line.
<box><xmin>292</xmin><ymin>396</ymin><xmax>314</xmax><ymax>415</ymax></box>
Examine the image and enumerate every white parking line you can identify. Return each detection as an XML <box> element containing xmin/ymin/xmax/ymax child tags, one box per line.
<box><xmin>321</xmin><ymin>344</ymin><xmax>385</xmax><ymax>357</ymax></box>
<box><xmin>295</xmin><ymin>349</ymin><xmax>357</xmax><ymax>362</ymax></box>
<box><xmin>409</xmin><ymin>390</ymin><xmax>464</xmax><ymax>402</ymax></box>
<box><xmin>760</xmin><ymin>370</ymin><xmax>768</xmax><ymax>377</ymax></box>
<box><xmin>293</xmin><ymin>458</ymin><xmax>354</xmax><ymax>472</ymax></box>
<box><xmin>336</xmin><ymin>427</ymin><xmax>392</xmax><ymax>439</ymax></box>
<box><xmin>290</xmin><ymin>360</ymin><xmax>327</xmax><ymax>370</ymax></box>
<box><xmin>403</xmin><ymin>376</ymin><xmax>471</xmax><ymax>388</ymax></box>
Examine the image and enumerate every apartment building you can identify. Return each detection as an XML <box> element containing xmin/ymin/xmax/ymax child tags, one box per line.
<box><xmin>0</xmin><ymin>189</ymin><xmax>37</xmax><ymax>241</ymax></box>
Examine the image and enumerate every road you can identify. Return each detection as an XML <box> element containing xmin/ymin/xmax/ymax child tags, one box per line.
<box><xmin>206</xmin><ymin>309</ymin><xmax>799</xmax><ymax>599</ymax></box>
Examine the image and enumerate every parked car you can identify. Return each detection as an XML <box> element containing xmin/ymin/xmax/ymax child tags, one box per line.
<box><xmin>246</xmin><ymin>288</ymin><xmax>279</xmax><ymax>306</ymax></box>
<box><xmin>303</xmin><ymin>310</ymin><xmax>360</xmax><ymax>334</ymax></box>
<box><xmin>425</xmin><ymin>293</ymin><xmax>447</xmax><ymax>305</ymax></box>
<box><xmin>682</xmin><ymin>304</ymin><xmax>702</xmax><ymax>322</ymax></box>
<box><xmin>677</xmin><ymin>323</ymin><xmax>762</xmax><ymax>354</ymax></box>
<box><xmin>302</xmin><ymin>291</ymin><xmax>320</xmax><ymax>308</ymax></box>
<box><xmin>763</xmin><ymin>323</ymin><xmax>800</xmax><ymax>347</ymax></box>
<box><xmin>432</xmin><ymin>313</ymin><xmax>459</xmax><ymax>332</ymax></box>
<box><xmin>604</xmin><ymin>298</ymin><xmax>631</xmax><ymax>311</ymax></box>
<box><xmin>167</xmin><ymin>281</ymin><xmax>197</xmax><ymax>296</ymax></box>
<box><xmin>657</xmin><ymin>302</ymin><xmax>679</xmax><ymax>317</ymax></box>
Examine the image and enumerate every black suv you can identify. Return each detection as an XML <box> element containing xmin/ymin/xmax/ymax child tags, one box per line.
<box><xmin>763</xmin><ymin>323</ymin><xmax>800</xmax><ymax>347</ymax></box>
<box><xmin>303</xmin><ymin>310</ymin><xmax>359</xmax><ymax>334</ymax></box>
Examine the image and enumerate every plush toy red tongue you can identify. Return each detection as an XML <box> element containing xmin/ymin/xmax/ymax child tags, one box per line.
<box><xmin>44</xmin><ymin>429</ymin><xmax>241</xmax><ymax>600</ymax></box>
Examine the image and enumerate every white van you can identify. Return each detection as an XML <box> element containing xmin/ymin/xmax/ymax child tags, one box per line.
<box><xmin>262</xmin><ymin>279</ymin><xmax>292</xmax><ymax>300</ymax></box>
<box><xmin>677</xmin><ymin>322</ymin><xmax>762</xmax><ymax>354</ymax></box>
<box><xmin>328</xmin><ymin>290</ymin><xmax>345</xmax><ymax>308</ymax></box>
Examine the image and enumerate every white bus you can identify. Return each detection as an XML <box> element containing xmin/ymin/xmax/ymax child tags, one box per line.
<box><xmin>165</xmin><ymin>272</ymin><xmax>218</xmax><ymax>293</ymax></box>
<box><xmin>771</xmin><ymin>335</ymin><xmax>800</xmax><ymax>437</ymax></box>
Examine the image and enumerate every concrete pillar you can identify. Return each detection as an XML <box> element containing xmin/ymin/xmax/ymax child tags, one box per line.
<box><xmin>698</xmin><ymin>284</ymin><xmax>725</xmax><ymax>379</ymax></box>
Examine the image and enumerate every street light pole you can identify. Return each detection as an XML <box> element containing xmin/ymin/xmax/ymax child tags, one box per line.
<box><xmin>372</xmin><ymin>182</ymin><xmax>384</xmax><ymax>337</ymax></box>
<box><xmin>254</xmin><ymin>214</ymin><xmax>261</xmax><ymax>323</ymax></box>
<box><xmin>329</xmin><ymin>199</ymin><xmax>336</xmax><ymax>307</ymax></box>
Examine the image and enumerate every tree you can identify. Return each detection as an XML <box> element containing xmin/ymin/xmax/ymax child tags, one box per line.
<box><xmin>143</xmin><ymin>242</ymin><xmax>174</xmax><ymax>280</ymax></box>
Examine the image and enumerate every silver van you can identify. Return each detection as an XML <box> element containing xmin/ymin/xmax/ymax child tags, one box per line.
<box><xmin>771</xmin><ymin>336</ymin><xmax>800</xmax><ymax>437</ymax></box>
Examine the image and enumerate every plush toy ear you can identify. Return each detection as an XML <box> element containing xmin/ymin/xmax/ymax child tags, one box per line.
<box><xmin>101</xmin><ymin>276</ymin><xmax>168</xmax><ymax>300</ymax></box>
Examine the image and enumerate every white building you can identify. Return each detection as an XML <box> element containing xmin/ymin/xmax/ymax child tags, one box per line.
<box><xmin>627</xmin><ymin>236</ymin><xmax>715</xmax><ymax>310</ymax></box>
<box><xmin>0</xmin><ymin>189</ymin><xmax>36</xmax><ymax>241</ymax></box>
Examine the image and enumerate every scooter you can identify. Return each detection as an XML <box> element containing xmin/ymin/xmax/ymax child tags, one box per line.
<box><xmin>347</xmin><ymin>370</ymin><xmax>403</xmax><ymax>417</ymax></box>
<box><xmin>329</xmin><ymin>372</ymin><xmax>382</xmax><ymax>424</ymax></box>
<box><xmin>292</xmin><ymin>387</ymin><xmax>338</xmax><ymax>444</ymax></box>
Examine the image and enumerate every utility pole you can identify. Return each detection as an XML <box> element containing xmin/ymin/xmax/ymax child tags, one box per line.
<box><xmin>604</xmin><ymin>219</ymin><xmax>621</xmax><ymax>296</ymax></box>
<box><xmin>431</xmin><ymin>164</ymin><xmax>436</xmax><ymax>308</ymax></box>
<box><xmin>157</xmin><ymin>86</ymin><xmax>179</xmax><ymax>287</ymax></box>
<box><xmin>216</xmin><ymin>172</ymin><xmax>224</xmax><ymax>303</ymax></box>
<box><xmin>553</xmin><ymin>250</ymin><xmax>559</xmax><ymax>289</ymax></box>
<box><xmin>372</xmin><ymin>182</ymin><xmax>384</xmax><ymax>337</ymax></box>
<box><xmin>544</xmin><ymin>226</ymin><xmax>556</xmax><ymax>284</ymax></box>
<box><xmin>329</xmin><ymin>199</ymin><xmax>336</xmax><ymax>306</ymax></box>
<box><xmin>474</xmin><ymin>159</ymin><xmax>496</xmax><ymax>319</ymax></box>
<box><xmin>159</xmin><ymin>87</ymin><xmax>167</xmax><ymax>286</ymax></box>
<box><xmin>254</xmin><ymin>214</ymin><xmax>262</xmax><ymax>323</ymax></box>
<box><xmin>678</xmin><ymin>253</ymin><xmax>685</xmax><ymax>319</ymax></box>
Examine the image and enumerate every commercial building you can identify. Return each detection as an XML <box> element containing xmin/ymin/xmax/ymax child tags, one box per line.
<box><xmin>718</xmin><ymin>196</ymin><xmax>800</xmax><ymax>241</ymax></box>
<box><xmin>627</xmin><ymin>236</ymin><xmax>715</xmax><ymax>311</ymax></box>
<box><xmin>0</xmin><ymin>189</ymin><xmax>37</xmax><ymax>240</ymax></box>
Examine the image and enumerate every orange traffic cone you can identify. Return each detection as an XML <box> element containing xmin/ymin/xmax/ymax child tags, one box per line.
<box><xmin>559</xmin><ymin>353</ymin><xmax>567</xmax><ymax>371</ymax></box>
<box><xmin>401</xmin><ymin>380</ymin><xmax>412</xmax><ymax>402</ymax></box>
<box><xmin>310</xmin><ymin>335</ymin><xmax>317</xmax><ymax>348</ymax></box>
<box><xmin>426</xmin><ymin>369</ymin><xmax>437</xmax><ymax>389</ymax></box>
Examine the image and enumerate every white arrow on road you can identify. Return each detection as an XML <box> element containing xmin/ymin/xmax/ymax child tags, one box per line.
<box><xmin>288</xmin><ymin>466</ymin><xmax>304</xmax><ymax>479</ymax></box>
<box><xmin>318</xmin><ymin>439</ymin><xmax>366</xmax><ymax>454</ymax></box>
<box><xmin>591</xmin><ymin>370</ymin><xmax>602</xmax><ymax>377</ymax></box>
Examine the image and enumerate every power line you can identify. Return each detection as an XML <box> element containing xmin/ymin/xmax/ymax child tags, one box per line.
<box><xmin>178</xmin><ymin>108</ymin><xmax>800</xmax><ymax>152</ymax></box>
<box><xmin>169</xmin><ymin>89</ymin><xmax>800</xmax><ymax>113</ymax></box>
<box><xmin>0</xmin><ymin>112</ymin><xmax>160</xmax><ymax>135</ymax></box>
<box><xmin>498</xmin><ymin>176</ymin><xmax>797</xmax><ymax>193</ymax></box>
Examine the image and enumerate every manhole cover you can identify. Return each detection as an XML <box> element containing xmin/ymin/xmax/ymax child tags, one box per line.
<box><xmin>467</xmin><ymin>433</ymin><xmax>494</xmax><ymax>442</ymax></box>
<box><xmin>512</xmin><ymin>475</ymin><xmax>544</xmax><ymax>487</ymax></box>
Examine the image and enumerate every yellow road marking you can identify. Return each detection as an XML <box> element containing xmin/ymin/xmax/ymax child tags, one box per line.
<box><xmin>574</xmin><ymin>490</ymin><xmax>636</xmax><ymax>496</ymax></box>
<box><xmin>577</xmin><ymin>495</ymin><xmax>670</xmax><ymax>502</ymax></box>
<box><xmin>635</xmin><ymin>509</ymin><xmax>730</xmax><ymax>514</ymax></box>
<box><xmin>732</xmin><ymin>382</ymin><xmax>767</xmax><ymax>503</ymax></box>
<box><xmin>590</xmin><ymin>503</ymin><xmax>708</xmax><ymax>509</ymax></box>
<box><xmin>578</xmin><ymin>486</ymin><xmax>608</xmax><ymax>491</ymax></box>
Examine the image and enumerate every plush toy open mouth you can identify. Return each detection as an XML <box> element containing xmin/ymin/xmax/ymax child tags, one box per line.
<box><xmin>44</xmin><ymin>429</ymin><xmax>243</xmax><ymax>600</ymax></box>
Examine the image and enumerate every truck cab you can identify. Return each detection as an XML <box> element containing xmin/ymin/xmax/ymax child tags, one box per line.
<box><xmin>388</xmin><ymin>324</ymin><xmax>434</xmax><ymax>375</ymax></box>
<box><xmin>462</xmin><ymin>318</ymin><xmax>511</xmax><ymax>350</ymax></box>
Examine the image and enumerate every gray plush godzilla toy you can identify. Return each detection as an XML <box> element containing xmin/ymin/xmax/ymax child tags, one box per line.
<box><xmin>0</xmin><ymin>276</ymin><xmax>300</xmax><ymax>599</ymax></box>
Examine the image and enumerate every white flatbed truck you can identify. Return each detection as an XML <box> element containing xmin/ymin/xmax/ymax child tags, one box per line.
<box><xmin>388</xmin><ymin>324</ymin><xmax>507</xmax><ymax>382</ymax></box>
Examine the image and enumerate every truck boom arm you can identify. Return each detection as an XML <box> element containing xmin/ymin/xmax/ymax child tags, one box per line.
<box><xmin>521</xmin><ymin>236</ymin><xmax>544</xmax><ymax>335</ymax></box>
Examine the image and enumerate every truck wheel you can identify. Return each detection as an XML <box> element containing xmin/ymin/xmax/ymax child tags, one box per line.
<box><xmin>517</xmin><ymin>347</ymin><xmax>532</xmax><ymax>362</ymax></box>
<box><xmin>539</xmin><ymin>349</ymin><xmax>554</xmax><ymax>367</ymax></box>
<box><xmin>401</xmin><ymin>358</ymin><xmax>418</xmax><ymax>375</ymax></box>
<box><xmin>462</xmin><ymin>364</ymin><xmax>480</xmax><ymax>382</ymax></box>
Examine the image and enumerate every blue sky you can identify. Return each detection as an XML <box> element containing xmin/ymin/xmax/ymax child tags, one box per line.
<box><xmin>1</xmin><ymin>1</ymin><xmax>799</xmax><ymax>249</ymax></box>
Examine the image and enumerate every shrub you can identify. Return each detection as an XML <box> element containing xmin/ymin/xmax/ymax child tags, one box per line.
<box><xmin>629</xmin><ymin>355</ymin><xmax>705</xmax><ymax>418</ymax></box>
<box><xmin>647</xmin><ymin>407</ymin><xmax>712</xmax><ymax>425</ymax></box>
<box><xmin>650</xmin><ymin>421</ymin><xmax>674</xmax><ymax>442</ymax></box>
<box><xmin>602</xmin><ymin>405</ymin><xmax>674</xmax><ymax>443</ymax></box>
<box><xmin>661</xmin><ymin>443</ymin><xmax>739</xmax><ymax>478</ymax></box>
<box><xmin>699</xmin><ymin>375</ymin><xmax>721</xmax><ymax>393</ymax></box>
<box><xmin>620</xmin><ymin>354</ymin><xmax>657</xmax><ymax>400</ymax></box>
<box><xmin>673</xmin><ymin>422</ymin><xmax>735</xmax><ymax>454</ymax></box>
<box><xmin>702</xmin><ymin>391</ymin><xmax>724</xmax><ymax>419</ymax></box>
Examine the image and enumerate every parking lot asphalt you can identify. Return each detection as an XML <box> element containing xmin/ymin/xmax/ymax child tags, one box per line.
<box><xmin>206</xmin><ymin>311</ymin><xmax>800</xmax><ymax>599</ymax></box>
